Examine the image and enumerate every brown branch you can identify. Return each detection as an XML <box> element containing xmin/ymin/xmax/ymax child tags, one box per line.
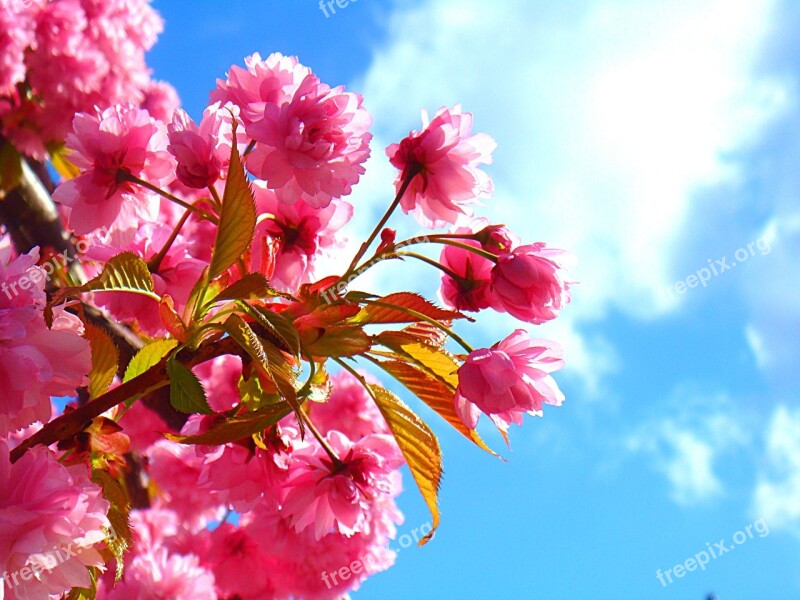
<box><xmin>0</xmin><ymin>155</ymin><xmax>192</xmax><ymax>431</ymax></box>
<box><xmin>10</xmin><ymin>336</ymin><xmax>245</xmax><ymax>462</ymax></box>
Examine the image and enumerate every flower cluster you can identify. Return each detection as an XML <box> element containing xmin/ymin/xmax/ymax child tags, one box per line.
<box><xmin>0</xmin><ymin>0</ymin><xmax>175</xmax><ymax>160</ymax></box>
<box><xmin>0</xmin><ymin>18</ymin><xmax>574</xmax><ymax>598</ymax></box>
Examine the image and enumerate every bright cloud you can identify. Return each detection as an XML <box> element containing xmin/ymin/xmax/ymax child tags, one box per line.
<box><xmin>754</xmin><ymin>405</ymin><xmax>800</xmax><ymax>531</ymax></box>
<box><xmin>627</xmin><ymin>394</ymin><xmax>750</xmax><ymax>505</ymax></box>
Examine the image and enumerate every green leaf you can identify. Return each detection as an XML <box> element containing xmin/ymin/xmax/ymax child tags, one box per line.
<box><xmin>374</xmin><ymin>359</ymin><xmax>496</xmax><ymax>456</ymax></box>
<box><xmin>167</xmin><ymin>402</ymin><xmax>291</xmax><ymax>445</ymax></box>
<box><xmin>209</xmin><ymin>273</ymin><xmax>278</xmax><ymax>305</ymax></box>
<box><xmin>166</xmin><ymin>358</ymin><xmax>213</xmax><ymax>414</ymax></box>
<box><xmin>91</xmin><ymin>470</ymin><xmax>133</xmax><ymax>583</ymax></box>
<box><xmin>238</xmin><ymin>302</ymin><xmax>301</xmax><ymax>358</ymax></box>
<box><xmin>377</xmin><ymin>337</ymin><xmax>461</xmax><ymax>389</ymax></box>
<box><xmin>65</xmin><ymin>252</ymin><xmax>159</xmax><ymax>300</ymax></box>
<box><xmin>302</xmin><ymin>325</ymin><xmax>371</xmax><ymax>357</ymax></box>
<box><xmin>368</xmin><ymin>384</ymin><xmax>442</xmax><ymax>545</ymax></box>
<box><xmin>352</xmin><ymin>292</ymin><xmax>465</xmax><ymax>325</ymax></box>
<box><xmin>123</xmin><ymin>339</ymin><xmax>179</xmax><ymax>383</ymax></box>
<box><xmin>83</xmin><ymin>322</ymin><xmax>119</xmax><ymax>399</ymax></box>
<box><xmin>208</xmin><ymin>126</ymin><xmax>256</xmax><ymax>279</ymax></box>
<box><xmin>0</xmin><ymin>142</ymin><xmax>22</xmax><ymax>193</ymax></box>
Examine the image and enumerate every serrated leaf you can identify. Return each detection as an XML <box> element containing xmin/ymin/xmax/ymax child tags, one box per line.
<box><xmin>123</xmin><ymin>339</ymin><xmax>179</xmax><ymax>383</ymax></box>
<box><xmin>377</xmin><ymin>338</ymin><xmax>461</xmax><ymax>389</ymax></box>
<box><xmin>166</xmin><ymin>358</ymin><xmax>213</xmax><ymax>414</ymax></box>
<box><xmin>209</xmin><ymin>126</ymin><xmax>256</xmax><ymax>279</ymax></box>
<box><xmin>59</xmin><ymin>252</ymin><xmax>158</xmax><ymax>301</ymax></box>
<box><xmin>209</xmin><ymin>273</ymin><xmax>278</xmax><ymax>305</ymax></box>
<box><xmin>380</xmin><ymin>322</ymin><xmax>449</xmax><ymax>349</ymax></box>
<box><xmin>368</xmin><ymin>384</ymin><xmax>442</xmax><ymax>545</ymax></box>
<box><xmin>167</xmin><ymin>402</ymin><xmax>291</xmax><ymax>445</ymax></box>
<box><xmin>224</xmin><ymin>314</ymin><xmax>299</xmax><ymax>404</ymax></box>
<box><xmin>91</xmin><ymin>470</ymin><xmax>132</xmax><ymax>583</ymax></box>
<box><xmin>375</xmin><ymin>359</ymin><xmax>496</xmax><ymax>455</ymax></box>
<box><xmin>302</xmin><ymin>325</ymin><xmax>371</xmax><ymax>357</ymax></box>
<box><xmin>83</xmin><ymin>322</ymin><xmax>119</xmax><ymax>399</ymax></box>
<box><xmin>239</xmin><ymin>302</ymin><xmax>301</xmax><ymax>358</ymax></box>
<box><xmin>352</xmin><ymin>292</ymin><xmax>464</xmax><ymax>325</ymax></box>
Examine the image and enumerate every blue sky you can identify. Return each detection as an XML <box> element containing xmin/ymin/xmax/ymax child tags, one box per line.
<box><xmin>148</xmin><ymin>1</ymin><xmax>800</xmax><ymax>598</ymax></box>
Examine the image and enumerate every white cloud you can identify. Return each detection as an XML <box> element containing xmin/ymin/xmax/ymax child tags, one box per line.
<box><xmin>754</xmin><ymin>405</ymin><xmax>800</xmax><ymax>531</ymax></box>
<box><xmin>627</xmin><ymin>394</ymin><xmax>750</xmax><ymax>505</ymax></box>
<box><xmin>326</xmin><ymin>0</ymin><xmax>786</xmax><ymax>394</ymax></box>
<box><xmin>354</xmin><ymin>0</ymin><xmax>783</xmax><ymax>320</ymax></box>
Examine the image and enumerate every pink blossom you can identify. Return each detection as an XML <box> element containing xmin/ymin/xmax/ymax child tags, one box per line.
<box><xmin>242</xmin><ymin>499</ymin><xmax>402</xmax><ymax>600</ymax></box>
<box><xmin>386</xmin><ymin>105</ymin><xmax>496</xmax><ymax>229</ymax></box>
<box><xmin>251</xmin><ymin>181</ymin><xmax>353</xmax><ymax>291</ymax></box>
<box><xmin>201</xmin><ymin>523</ymin><xmax>277</xmax><ymax>600</ymax></box>
<box><xmin>490</xmin><ymin>242</ymin><xmax>572</xmax><ymax>324</ymax></box>
<box><xmin>439</xmin><ymin>239</ymin><xmax>494</xmax><ymax>313</ymax></box>
<box><xmin>0</xmin><ymin>442</ymin><xmax>109</xmax><ymax>600</ymax></box>
<box><xmin>310</xmin><ymin>370</ymin><xmax>389</xmax><ymax>440</ymax></box>
<box><xmin>53</xmin><ymin>104</ymin><xmax>175</xmax><ymax>235</ymax></box>
<box><xmin>146</xmin><ymin>440</ymin><xmax>226</xmax><ymax>530</ymax></box>
<box><xmin>0</xmin><ymin>5</ymin><xmax>35</xmax><ymax>97</ymax></box>
<box><xmin>282</xmin><ymin>431</ymin><xmax>403</xmax><ymax>539</ymax></box>
<box><xmin>167</xmin><ymin>102</ymin><xmax>241</xmax><ymax>189</ymax></box>
<box><xmin>102</xmin><ymin>546</ymin><xmax>216</xmax><ymax>600</ymax></box>
<box><xmin>246</xmin><ymin>74</ymin><xmax>372</xmax><ymax>208</ymax></box>
<box><xmin>210</xmin><ymin>52</ymin><xmax>310</xmax><ymax>126</ymax></box>
<box><xmin>192</xmin><ymin>416</ymin><xmax>299</xmax><ymax>512</ymax></box>
<box><xmin>0</xmin><ymin>245</ymin><xmax>91</xmax><ymax>435</ymax></box>
<box><xmin>141</xmin><ymin>79</ymin><xmax>181</xmax><ymax>122</ymax></box>
<box><xmin>83</xmin><ymin>222</ymin><xmax>207</xmax><ymax>336</ymax></box>
<box><xmin>2</xmin><ymin>0</ymin><xmax>164</xmax><ymax>159</ymax></box>
<box><xmin>455</xmin><ymin>330</ymin><xmax>565</xmax><ymax>430</ymax></box>
<box><xmin>117</xmin><ymin>399</ymin><xmax>171</xmax><ymax>453</ymax></box>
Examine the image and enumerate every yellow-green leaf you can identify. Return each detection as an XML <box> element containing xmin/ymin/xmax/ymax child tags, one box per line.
<box><xmin>239</xmin><ymin>302</ymin><xmax>301</xmax><ymax>358</ymax></box>
<box><xmin>209</xmin><ymin>273</ymin><xmax>278</xmax><ymax>305</ymax></box>
<box><xmin>83</xmin><ymin>322</ymin><xmax>119</xmax><ymax>399</ymax></box>
<box><xmin>166</xmin><ymin>358</ymin><xmax>213</xmax><ymax>414</ymax></box>
<box><xmin>80</xmin><ymin>252</ymin><xmax>159</xmax><ymax>299</ymax></box>
<box><xmin>368</xmin><ymin>384</ymin><xmax>442</xmax><ymax>545</ymax></box>
<box><xmin>374</xmin><ymin>359</ymin><xmax>496</xmax><ymax>456</ymax></box>
<box><xmin>167</xmin><ymin>402</ymin><xmax>291</xmax><ymax>445</ymax></box>
<box><xmin>209</xmin><ymin>126</ymin><xmax>256</xmax><ymax>279</ymax></box>
<box><xmin>123</xmin><ymin>339</ymin><xmax>179</xmax><ymax>383</ymax></box>
<box><xmin>91</xmin><ymin>471</ymin><xmax>132</xmax><ymax>583</ymax></box>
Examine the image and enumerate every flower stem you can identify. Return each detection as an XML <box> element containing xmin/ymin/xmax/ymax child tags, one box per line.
<box><xmin>342</xmin><ymin>167</ymin><xmax>420</xmax><ymax>280</ymax></box>
<box><xmin>120</xmin><ymin>171</ymin><xmax>218</xmax><ymax>223</ymax></box>
<box><xmin>394</xmin><ymin>250</ymin><xmax>471</xmax><ymax>285</ymax></box>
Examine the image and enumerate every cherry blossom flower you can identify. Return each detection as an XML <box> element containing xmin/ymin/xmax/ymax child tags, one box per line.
<box><xmin>455</xmin><ymin>329</ymin><xmax>565</xmax><ymax>430</ymax></box>
<box><xmin>102</xmin><ymin>546</ymin><xmax>216</xmax><ymax>600</ymax></box>
<box><xmin>490</xmin><ymin>242</ymin><xmax>573</xmax><ymax>324</ymax></box>
<box><xmin>251</xmin><ymin>181</ymin><xmax>353</xmax><ymax>291</ymax></box>
<box><xmin>386</xmin><ymin>105</ymin><xmax>496</xmax><ymax>229</ymax></box>
<box><xmin>210</xmin><ymin>51</ymin><xmax>310</xmax><ymax>126</ymax></box>
<box><xmin>310</xmin><ymin>370</ymin><xmax>389</xmax><ymax>440</ymax></box>
<box><xmin>2</xmin><ymin>0</ymin><xmax>164</xmax><ymax>159</ymax></box>
<box><xmin>0</xmin><ymin>442</ymin><xmax>109</xmax><ymax>600</ymax></box>
<box><xmin>167</xmin><ymin>101</ymin><xmax>241</xmax><ymax>189</ymax></box>
<box><xmin>201</xmin><ymin>524</ymin><xmax>277</xmax><ymax>600</ymax></box>
<box><xmin>53</xmin><ymin>104</ymin><xmax>175</xmax><ymax>235</ymax></box>
<box><xmin>282</xmin><ymin>431</ymin><xmax>403</xmax><ymax>539</ymax></box>
<box><xmin>0</xmin><ymin>245</ymin><xmax>91</xmax><ymax>435</ymax></box>
<box><xmin>246</xmin><ymin>73</ymin><xmax>372</xmax><ymax>207</ymax></box>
